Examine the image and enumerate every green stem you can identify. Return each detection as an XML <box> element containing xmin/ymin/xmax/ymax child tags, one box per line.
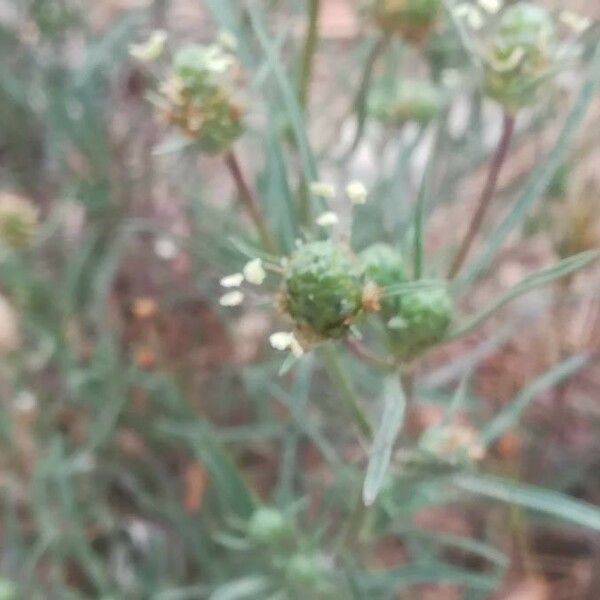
<box><xmin>322</xmin><ymin>346</ymin><xmax>373</xmax><ymax>439</ymax></box>
<box><xmin>224</xmin><ymin>150</ymin><xmax>277</xmax><ymax>254</ymax></box>
<box><xmin>447</xmin><ymin>112</ymin><xmax>515</xmax><ymax>279</ymax></box>
<box><xmin>298</xmin><ymin>0</ymin><xmax>320</xmax><ymax>110</ymax></box>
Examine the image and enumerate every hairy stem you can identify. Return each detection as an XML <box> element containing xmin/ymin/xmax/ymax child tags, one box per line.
<box><xmin>322</xmin><ymin>346</ymin><xmax>373</xmax><ymax>439</ymax></box>
<box><xmin>298</xmin><ymin>0</ymin><xmax>320</xmax><ymax>110</ymax></box>
<box><xmin>448</xmin><ymin>112</ymin><xmax>516</xmax><ymax>279</ymax></box>
<box><xmin>224</xmin><ymin>150</ymin><xmax>277</xmax><ymax>253</ymax></box>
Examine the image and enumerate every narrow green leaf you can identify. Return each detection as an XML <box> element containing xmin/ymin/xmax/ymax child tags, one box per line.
<box><xmin>454</xmin><ymin>473</ymin><xmax>600</xmax><ymax>530</ymax></box>
<box><xmin>363</xmin><ymin>375</ymin><xmax>406</xmax><ymax>506</ymax></box>
<box><xmin>481</xmin><ymin>354</ymin><xmax>590</xmax><ymax>445</ymax></box>
<box><xmin>246</xmin><ymin>1</ymin><xmax>318</xmax><ymax>183</ymax></box>
<box><xmin>210</xmin><ymin>576</ymin><xmax>271</xmax><ymax>600</ymax></box>
<box><xmin>449</xmin><ymin>250</ymin><xmax>600</xmax><ymax>338</ymax></box>
<box><xmin>413</xmin><ymin>125</ymin><xmax>441</xmax><ymax>278</ymax></box>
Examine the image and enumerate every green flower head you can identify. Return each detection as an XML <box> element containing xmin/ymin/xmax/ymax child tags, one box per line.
<box><xmin>282</xmin><ymin>241</ymin><xmax>363</xmax><ymax>341</ymax></box>
<box><xmin>484</xmin><ymin>2</ymin><xmax>557</xmax><ymax>112</ymax></box>
<box><xmin>0</xmin><ymin>193</ymin><xmax>38</xmax><ymax>250</ymax></box>
<box><xmin>161</xmin><ymin>44</ymin><xmax>244</xmax><ymax>154</ymax></box>
<box><xmin>247</xmin><ymin>507</ymin><xmax>289</xmax><ymax>544</ymax></box>
<box><xmin>360</xmin><ymin>243</ymin><xmax>407</xmax><ymax>313</ymax></box>
<box><xmin>370</xmin><ymin>80</ymin><xmax>444</xmax><ymax>126</ymax></box>
<box><xmin>387</xmin><ymin>284</ymin><xmax>453</xmax><ymax>360</ymax></box>
<box><xmin>372</xmin><ymin>0</ymin><xmax>442</xmax><ymax>44</ymax></box>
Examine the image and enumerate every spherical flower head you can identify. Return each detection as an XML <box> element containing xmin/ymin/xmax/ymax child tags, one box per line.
<box><xmin>247</xmin><ymin>507</ymin><xmax>289</xmax><ymax>545</ymax></box>
<box><xmin>370</xmin><ymin>80</ymin><xmax>444</xmax><ymax>126</ymax></box>
<box><xmin>174</xmin><ymin>44</ymin><xmax>235</xmax><ymax>94</ymax></box>
<box><xmin>0</xmin><ymin>193</ymin><xmax>38</xmax><ymax>250</ymax></box>
<box><xmin>359</xmin><ymin>243</ymin><xmax>406</xmax><ymax>314</ymax></box>
<box><xmin>387</xmin><ymin>284</ymin><xmax>453</xmax><ymax>360</ymax></box>
<box><xmin>484</xmin><ymin>2</ymin><xmax>557</xmax><ymax>112</ymax></box>
<box><xmin>285</xmin><ymin>554</ymin><xmax>321</xmax><ymax>587</ymax></box>
<box><xmin>372</xmin><ymin>0</ymin><xmax>442</xmax><ymax>44</ymax></box>
<box><xmin>281</xmin><ymin>241</ymin><xmax>363</xmax><ymax>341</ymax></box>
<box><xmin>0</xmin><ymin>579</ymin><xmax>17</xmax><ymax>600</ymax></box>
<box><xmin>163</xmin><ymin>44</ymin><xmax>244</xmax><ymax>153</ymax></box>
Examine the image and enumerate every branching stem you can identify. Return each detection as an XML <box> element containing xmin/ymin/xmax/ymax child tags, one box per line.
<box><xmin>298</xmin><ymin>0</ymin><xmax>320</xmax><ymax>110</ymax></box>
<box><xmin>224</xmin><ymin>150</ymin><xmax>277</xmax><ymax>253</ymax></box>
<box><xmin>448</xmin><ymin>112</ymin><xmax>516</xmax><ymax>279</ymax></box>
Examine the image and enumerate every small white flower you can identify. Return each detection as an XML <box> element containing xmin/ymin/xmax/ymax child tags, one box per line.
<box><xmin>269</xmin><ymin>331</ymin><xmax>294</xmax><ymax>351</ymax></box>
<box><xmin>477</xmin><ymin>0</ymin><xmax>501</xmax><ymax>15</ymax></box>
<box><xmin>218</xmin><ymin>30</ymin><xmax>238</xmax><ymax>52</ymax></box>
<box><xmin>269</xmin><ymin>331</ymin><xmax>304</xmax><ymax>357</ymax></box>
<box><xmin>454</xmin><ymin>4</ymin><xmax>484</xmax><ymax>30</ymax></box>
<box><xmin>129</xmin><ymin>30</ymin><xmax>168</xmax><ymax>62</ymax></box>
<box><xmin>289</xmin><ymin>336</ymin><xmax>305</xmax><ymax>358</ymax></box>
<box><xmin>559</xmin><ymin>11</ymin><xmax>591</xmax><ymax>34</ymax></box>
<box><xmin>154</xmin><ymin>237</ymin><xmax>178</xmax><ymax>260</ymax></box>
<box><xmin>310</xmin><ymin>181</ymin><xmax>336</xmax><ymax>199</ymax></box>
<box><xmin>219</xmin><ymin>291</ymin><xmax>244</xmax><ymax>307</ymax></box>
<box><xmin>346</xmin><ymin>181</ymin><xmax>368</xmax><ymax>205</ymax></box>
<box><xmin>13</xmin><ymin>390</ymin><xmax>37</xmax><ymax>413</ymax></box>
<box><xmin>316</xmin><ymin>211</ymin><xmax>339</xmax><ymax>227</ymax></box>
<box><xmin>442</xmin><ymin>69</ymin><xmax>461</xmax><ymax>88</ymax></box>
<box><xmin>243</xmin><ymin>258</ymin><xmax>266</xmax><ymax>285</ymax></box>
<box><xmin>220</xmin><ymin>273</ymin><xmax>244</xmax><ymax>288</ymax></box>
<box><xmin>204</xmin><ymin>45</ymin><xmax>235</xmax><ymax>74</ymax></box>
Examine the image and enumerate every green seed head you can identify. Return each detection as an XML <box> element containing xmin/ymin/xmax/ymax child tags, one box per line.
<box><xmin>484</xmin><ymin>2</ymin><xmax>557</xmax><ymax>112</ymax></box>
<box><xmin>387</xmin><ymin>284</ymin><xmax>453</xmax><ymax>360</ymax></box>
<box><xmin>0</xmin><ymin>579</ymin><xmax>17</xmax><ymax>600</ymax></box>
<box><xmin>162</xmin><ymin>44</ymin><xmax>244</xmax><ymax>153</ymax></box>
<box><xmin>360</xmin><ymin>243</ymin><xmax>406</xmax><ymax>313</ymax></box>
<box><xmin>372</xmin><ymin>0</ymin><xmax>442</xmax><ymax>44</ymax></box>
<box><xmin>0</xmin><ymin>193</ymin><xmax>38</xmax><ymax>250</ymax></box>
<box><xmin>282</xmin><ymin>241</ymin><xmax>363</xmax><ymax>341</ymax></box>
<box><xmin>247</xmin><ymin>507</ymin><xmax>288</xmax><ymax>544</ymax></box>
<box><xmin>370</xmin><ymin>80</ymin><xmax>444</xmax><ymax>126</ymax></box>
<box><xmin>285</xmin><ymin>553</ymin><xmax>321</xmax><ymax>587</ymax></box>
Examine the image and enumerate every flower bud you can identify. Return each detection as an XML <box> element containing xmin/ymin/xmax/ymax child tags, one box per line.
<box><xmin>484</xmin><ymin>2</ymin><xmax>557</xmax><ymax>112</ymax></box>
<box><xmin>160</xmin><ymin>44</ymin><xmax>244</xmax><ymax>154</ymax></box>
<box><xmin>285</xmin><ymin>554</ymin><xmax>321</xmax><ymax>587</ymax></box>
<box><xmin>370</xmin><ymin>80</ymin><xmax>444</xmax><ymax>126</ymax></box>
<box><xmin>281</xmin><ymin>241</ymin><xmax>363</xmax><ymax>341</ymax></box>
<box><xmin>247</xmin><ymin>507</ymin><xmax>289</xmax><ymax>544</ymax></box>
<box><xmin>387</xmin><ymin>284</ymin><xmax>453</xmax><ymax>360</ymax></box>
<box><xmin>372</xmin><ymin>0</ymin><xmax>442</xmax><ymax>45</ymax></box>
<box><xmin>359</xmin><ymin>243</ymin><xmax>406</xmax><ymax>314</ymax></box>
<box><xmin>0</xmin><ymin>193</ymin><xmax>38</xmax><ymax>250</ymax></box>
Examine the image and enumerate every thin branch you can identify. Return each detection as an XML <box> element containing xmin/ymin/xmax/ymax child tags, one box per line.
<box><xmin>298</xmin><ymin>0</ymin><xmax>320</xmax><ymax>110</ymax></box>
<box><xmin>448</xmin><ymin>112</ymin><xmax>516</xmax><ymax>279</ymax></box>
<box><xmin>224</xmin><ymin>150</ymin><xmax>277</xmax><ymax>253</ymax></box>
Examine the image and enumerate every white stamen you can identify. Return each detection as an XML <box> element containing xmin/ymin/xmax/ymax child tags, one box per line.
<box><xmin>309</xmin><ymin>181</ymin><xmax>336</xmax><ymax>199</ymax></box>
<box><xmin>269</xmin><ymin>331</ymin><xmax>304</xmax><ymax>357</ymax></box>
<box><xmin>219</xmin><ymin>291</ymin><xmax>244</xmax><ymax>306</ymax></box>
<box><xmin>316</xmin><ymin>211</ymin><xmax>339</xmax><ymax>227</ymax></box>
<box><xmin>243</xmin><ymin>258</ymin><xmax>266</xmax><ymax>285</ymax></box>
<box><xmin>154</xmin><ymin>237</ymin><xmax>178</xmax><ymax>260</ymax></box>
<box><xmin>129</xmin><ymin>30</ymin><xmax>167</xmax><ymax>62</ymax></box>
<box><xmin>346</xmin><ymin>181</ymin><xmax>368</xmax><ymax>205</ymax></box>
<box><xmin>559</xmin><ymin>11</ymin><xmax>591</xmax><ymax>34</ymax></box>
<box><xmin>478</xmin><ymin>0</ymin><xmax>501</xmax><ymax>15</ymax></box>
<box><xmin>220</xmin><ymin>273</ymin><xmax>244</xmax><ymax>288</ymax></box>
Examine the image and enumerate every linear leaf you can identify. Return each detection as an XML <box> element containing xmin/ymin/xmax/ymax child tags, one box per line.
<box><xmin>246</xmin><ymin>1</ymin><xmax>318</xmax><ymax>183</ymax></box>
<box><xmin>363</xmin><ymin>375</ymin><xmax>406</xmax><ymax>506</ymax></box>
<box><xmin>454</xmin><ymin>473</ymin><xmax>600</xmax><ymax>530</ymax></box>
<box><xmin>449</xmin><ymin>250</ymin><xmax>600</xmax><ymax>338</ymax></box>
<box><xmin>481</xmin><ymin>354</ymin><xmax>590</xmax><ymax>445</ymax></box>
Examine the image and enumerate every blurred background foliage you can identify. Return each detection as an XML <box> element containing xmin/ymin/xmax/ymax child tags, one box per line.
<box><xmin>0</xmin><ymin>0</ymin><xmax>599</xmax><ymax>599</ymax></box>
